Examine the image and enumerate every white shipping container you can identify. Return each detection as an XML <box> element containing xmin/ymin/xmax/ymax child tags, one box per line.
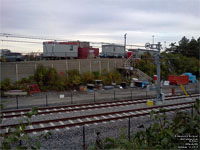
<box><xmin>43</xmin><ymin>42</ymin><xmax>78</xmax><ymax>58</ymax></box>
<box><xmin>102</xmin><ymin>45</ymin><xmax>125</xmax><ymax>57</ymax></box>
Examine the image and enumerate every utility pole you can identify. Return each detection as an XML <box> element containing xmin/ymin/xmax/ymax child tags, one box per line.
<box><xmin>124</xmin><ymin>33</ymin><xmax>127</xmax><ymax>57</ymax></box>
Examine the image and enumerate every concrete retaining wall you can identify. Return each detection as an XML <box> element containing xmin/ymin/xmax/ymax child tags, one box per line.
<box><xmin>0</xmin><ymin>58</ymin><xmax>124</xmax><ymax>82</ymax></box>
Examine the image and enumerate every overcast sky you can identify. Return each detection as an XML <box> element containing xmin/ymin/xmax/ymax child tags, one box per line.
<box><xmin>1</xmin><ymin>0</ymin><xmax>200</xmax><ymax>53</ymax></box>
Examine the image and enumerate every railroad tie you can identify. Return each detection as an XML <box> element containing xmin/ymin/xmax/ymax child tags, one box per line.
<box><xmin>40</xmin><ymin>124</ymin><xmax>45</xmax><ymax>128</ymax></box>
<box><xmin>86</xmin><ymin>118</ymin><xmax>91</xmax><ymax>121</ymax></box>
<box><xmin>116</xmin><ymin>114</ymin><xmax>122</xmax><ymax>117</ymax></box>
<box><xmin>68</xmin><ymin>120</ymin><xmax>74</xmax><ymax>124</ymax></box>
<box><xmin>78</xmin><ymin>119</ymin><xmax>83</xmax><ymax>122</ymax></box>
<box><xmin>59</xmin><ymin>121</ymin><xmax>64</xmax><ymax>125</ymax></box>
<box><xmin>50</xmin><ymin>122</ymin><xmax>55</xmax><ymax>126</ymax></box>
<box><xmin>94</xmin><ymin>117</ymin><xmax>99</xmax><ymax>120</ymax></box>
<box><xmin>102</xmin><ymin>115</ymin><xmax>107</xmax><ymax>119</ymax></box>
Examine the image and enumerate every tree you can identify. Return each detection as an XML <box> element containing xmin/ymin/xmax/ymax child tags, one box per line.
<box><xmin>166</xmin><ymin>36</ymin><xmax>200</xmax><ymax>59</ymax></box>
<box><xmin>188</xmin><ymin>38</ymin><xmax>199</xmax><ymax>58</ymax></box>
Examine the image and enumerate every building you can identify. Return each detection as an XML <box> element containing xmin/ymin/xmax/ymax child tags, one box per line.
<box><xmin>128</xmin><ymin>48</ymin><xmax>158</xmax><ymax>57</ymax></box>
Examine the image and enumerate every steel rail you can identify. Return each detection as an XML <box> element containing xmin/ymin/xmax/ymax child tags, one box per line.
<box><xmin>1</xmin><ymin>100</ymin><xmax>195</xmax><ymax>131</ymax></box>
<box><xmin>1</xmin><ymin>94</ymin><xmax>199</xmax><ymax>119</ymax></box>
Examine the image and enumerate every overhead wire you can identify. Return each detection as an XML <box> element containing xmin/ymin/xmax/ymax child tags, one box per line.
<box><xmin>0</xmin><ymin>32</ymin><xmax>146</xmax><ymax>47</ymax></box>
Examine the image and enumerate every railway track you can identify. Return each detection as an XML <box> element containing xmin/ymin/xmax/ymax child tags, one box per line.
<box><xmin>1</xmin><ymin>93</ymin><xmax>199</xmax><ymax>119</ymax></box>
<box><xmin>1</xmin><ymin>94</ymin><xmax>199</xmax><ymax>135</ymax></box>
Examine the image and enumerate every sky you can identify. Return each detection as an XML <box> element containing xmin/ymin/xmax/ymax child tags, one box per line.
<box><xmin>1</xmin><ymin>0</ymin><xmax>200</xmax><ymax>53</ymax></box>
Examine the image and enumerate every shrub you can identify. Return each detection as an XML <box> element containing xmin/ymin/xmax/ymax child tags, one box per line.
<box><xmin>81</xmin><ymin>72</ymin><xmax>94</xmax><ymax>85</ymax></box>
<box><xmin>101</xmin><ymin>70</ymin><xmax>123</xmax><ymax>85</ymax></box>
<box><xmin>34</xmin><ymin>64</ymin><xmax>48</xmax><ymax>87</ymax></box>
<box><xmin>112</xmin><ymin>70</ymin><xmax>123</xmax><ymax>84</ymax></box>
<box><xmin>0</xmin><ymin>78</ymin><xmax>12</xmax><ymax>91</ymax></box>
<box><xmin>102</xmin><ymin>99</ymin><xmax>200</xmax><ymax>150</ymax></box>
<box><xmin>66</xmin><ymin>70</ymin><xmax>81</xmax><ymax>89</ymax></box>
<box><xmin>92</xmin><ymin>71</ymin><xmax>101</xmax><ymax>80</ymax></box>
<box><xmin>46</xmin><ymin>68</ymin><xmax>59</xmax><ymax>86</ymax></box>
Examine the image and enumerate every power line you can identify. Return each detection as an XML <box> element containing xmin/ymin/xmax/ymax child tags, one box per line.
<box><xmin>1</xmin><ymin>39</ymin><xmax>42</xmax><ymax>44</ymax></box>
<box><xmin>0</xmin><ymin>33</ymin><xmax>145</xmax><ymax>47</ymax></box>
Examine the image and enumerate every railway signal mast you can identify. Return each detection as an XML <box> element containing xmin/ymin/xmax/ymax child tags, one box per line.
<box><xmin>145</xmin><ymin>42</ymin><xmax>164</xmax><ymax>105</ymax></box>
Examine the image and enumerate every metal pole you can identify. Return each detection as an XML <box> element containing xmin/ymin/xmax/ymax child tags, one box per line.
<box><xmin>131</xmin><ymin>89</ymin><xmax>132</xmax><ymax>100</ymax></box>
<box><xmin>163</xmin><ymin>111</ymin><xmax>166</xmax><ymax>126</ymax></box>
<box><xmin>124</xmin><ymin>33</ymin><xmax>127</xmax><ymax>57</ymax></box>
<box><xmin>19</xmin><ymin>140</ymin><xmax>22</xmax><ymax>146</ymax></box>
<box><xmin>191</xmin><ymin>105</ymin><xmax>193</xmax><ymax>118</ymax></box>
<box><xmin>94</xmin><ymin>92</ymin><xmax>95</xmax><ymax>103</ymax></box>
<box><xmin>128</xmin><ymin>117</ymin><xmax>130</xmax><ymax>141</ymax></box>
<box><xmin>83</xmin><ymin>126</ymin><xmax>86</xmax><ymax>150</ymax></box>
<box><xmin>71</xmin><ymin>92</ymin><xmax>73</xmax><ymax>104</ymax></box>
<box><xmin>114</xmin><ymin>90</ymin><xmax>115</xmax><ymax>101</ymax></box>
<box><xmin>155</xmin><ymin>42</ymin><xmax>162</xmax><ymax>105</ymax></box>
<box><xmin>195</xmin><ymin>84</ymin><xmax>197</xmax><ymax>93</ymax></box>
<box><xmin>146</xmin><ymin>90</ymin><xmax>147</xmax><ymax>98</ymax></box>
<box><xmin>16</xmin><ymin>95</ymin><xmax>19</xmax><ymax>109</ymax></box>
<box><xmin>46</xmin><ymin>94</ymin><xmax>48</xmax><ymax>106</ymax></box>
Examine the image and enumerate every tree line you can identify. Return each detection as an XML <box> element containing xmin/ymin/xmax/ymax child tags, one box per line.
<box><xmin>135</xmin><ymin>36</ymin><xmax>200</xmax><ymax>80</ymax></box>
<box><xmin>166</xmin><ymin>36</ymin><xmax>199</xmax><ymax>59</ymax></box>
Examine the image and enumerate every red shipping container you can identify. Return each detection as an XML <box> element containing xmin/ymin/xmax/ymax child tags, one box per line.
<box><xmin>168</xmin><ymin>75</ymin><xmax>189</xmax><ymax>85</ymax></box>
<box><xmin>127</xmin><ymin>52</ymin><xmax>132</xmax><ymax>58</ymax></box>
<box><xmin>78</xmin><ymin>48</ymin><xmax>99</xmax><ymax>59</ymax></box>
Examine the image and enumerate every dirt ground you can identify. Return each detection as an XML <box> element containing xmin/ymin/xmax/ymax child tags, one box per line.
<box><xmin>1</xmin><ymin>83</ymin><xmax>199</xmax><ymax>110</ymax></box>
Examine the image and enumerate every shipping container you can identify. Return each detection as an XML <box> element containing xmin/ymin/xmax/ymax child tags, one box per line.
<box><xmin>127</xmin><ymin>52</ymin><xmax>132</xmax><ymax>58</ymax></box>
<box><xmin>67</xmin><ymin>41</ymin><xmax>90</xmax><ymax>48</ymax></box>
<box><xmin>102</xmin><ymin>45</ymin><xmax>125</xmax><ymax>58</ymax></box>
<box><xmin>78</xmin><ymin>48</ymin><xmax>99</xmax><ymax>59</ymax></box>
<box><xmin>168</xmin><ymin>75</ymin><xmax>189</xmax><ymax>85</ymax></box>
<box><xmin>43</xmin><ymin>42</ymin><xmax>78</xmax><ymax>58</ymax></box>
<box><xmin>184</xmin><ymin>73</ymin><xmax>196</xmax><ymax>83</ymax></box>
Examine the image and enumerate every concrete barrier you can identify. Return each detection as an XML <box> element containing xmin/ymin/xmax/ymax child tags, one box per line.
<box><xmin>0</xmin><ymin>58</ymin><xmax>124</xmax><ymax>82</ymax></box>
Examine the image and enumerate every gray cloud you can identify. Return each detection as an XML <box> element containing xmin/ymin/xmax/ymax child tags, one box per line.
<box><xmin>1</xmin><ymin>0</ymin><xmax>200</xmax><ymax>52</ymax></box>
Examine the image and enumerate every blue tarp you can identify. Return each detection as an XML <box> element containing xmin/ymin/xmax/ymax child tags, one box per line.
<box><xmin>184</xmin><ymin>73</ymin><xmax>196</xmax><ymax>83</ymax></box>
